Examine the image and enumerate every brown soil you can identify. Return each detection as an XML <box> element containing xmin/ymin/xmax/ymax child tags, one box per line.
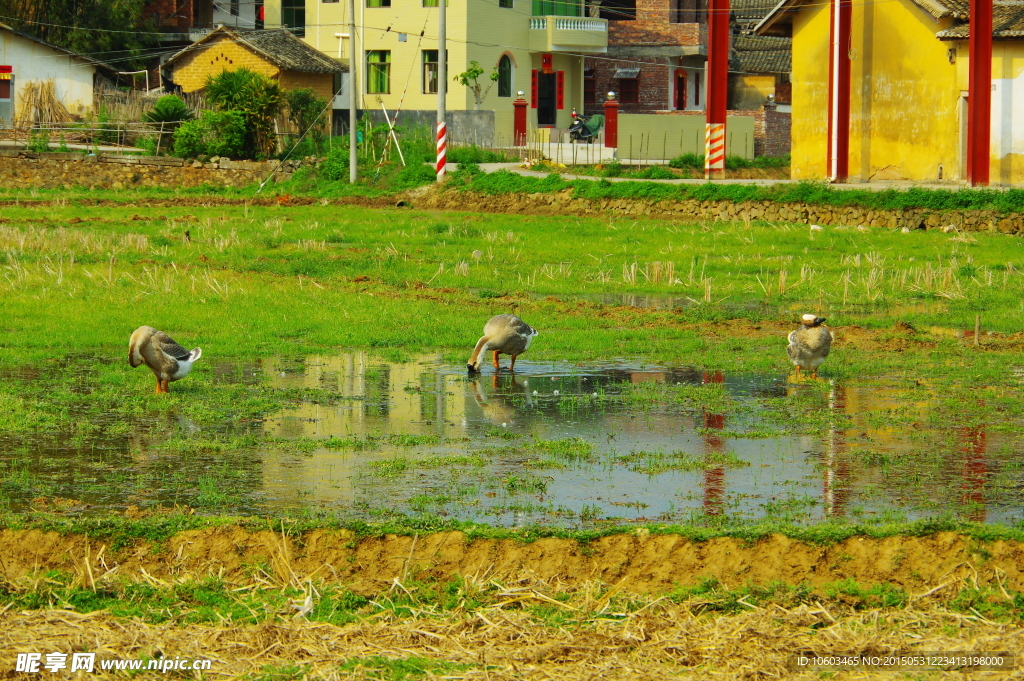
<box><xmin>2</xmin><ymin>527</ymin><xmax>1023</xmax><ymax>596</ymax></box>
<box><xmin>2</xmin><ymin>528</ymin><xmax>1023</xmax><ymax>679</ymax></box>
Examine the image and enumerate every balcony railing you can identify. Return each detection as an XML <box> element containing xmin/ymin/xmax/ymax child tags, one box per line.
<box><xmin>529</xmin><ymin>16</ymin><xmax>608</xmax><ymax>52</ymax></box>
<box><xmin>529</xmin><ymin>17</ymin><xmax>607</xmax><ymax>31</ymax></box>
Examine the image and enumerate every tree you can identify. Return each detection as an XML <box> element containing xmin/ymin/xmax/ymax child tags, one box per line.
<box><xmin>0</xmin><ymin>0</ymin><xmax>155</xmax><ymax>69</ymax></box>
<box><xmin>286</xmin><ymin>88</ymin><xmax>329</xmax><ymax>151</ymax></box>
<box><xmin>453</xmin><ymin>61</ymin><xmax>499</xmax><ymax>110</ymax></box>
<box><xmin>204</xmin><ymin>68</ymin><xmax>284</xmax><ymax>159</ymax></box>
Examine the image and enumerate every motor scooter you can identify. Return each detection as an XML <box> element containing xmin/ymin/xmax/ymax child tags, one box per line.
<box><xmin>568</xmin><ymin>108</ymin><xmax>602</xmax><ymax>143</ymax></box>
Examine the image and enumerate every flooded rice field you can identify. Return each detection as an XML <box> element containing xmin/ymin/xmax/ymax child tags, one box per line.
<box><xmin>5</xmin><ymin>352</ymin><xmax>1024</xmax><ymax>526</ymax></box>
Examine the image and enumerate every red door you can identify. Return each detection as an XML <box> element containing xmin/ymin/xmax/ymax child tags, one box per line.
<box><xmin>674</xmin><ymin>70</ymin><xmax>687</xmax><ymax>110</ymax></box>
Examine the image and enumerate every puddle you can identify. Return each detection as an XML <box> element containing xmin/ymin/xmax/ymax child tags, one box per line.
<box><xmin>3</xmin><ymin>352</ymin><xmax>1024</xmax><ymax>526</ymax></box>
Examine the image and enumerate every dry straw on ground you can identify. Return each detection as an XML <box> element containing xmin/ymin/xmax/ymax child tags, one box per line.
<box><xmin>2</xmin><ymin>582</ymin><xmax>1021</xmax><ymax>680</ymax></box>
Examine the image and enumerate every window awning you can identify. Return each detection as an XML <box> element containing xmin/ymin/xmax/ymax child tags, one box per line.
<box><xmin>613</xmin><ymin>68</ymin><xmax>640</xmax><ymax>78</ymax></box>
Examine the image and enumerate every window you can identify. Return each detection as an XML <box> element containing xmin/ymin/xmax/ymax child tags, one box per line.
<box><xmin>282</xmin><ymin>0</ymin><xmax>305</xmax><ymax>35</ymax></box>
<box><xmin>500</xmin><ymin>0</ymin><xmax>513</xmax><ymax>6</ymax></box>
<box><xmin>617</xmin><ymin>77</ymin><xmax>639</xmax><ymax>103</ymax></box>
<box><xmin>671</xmin><ymin>0</ymin><xmax>706</xmax><ymax>23</ymax></box>
<box><xmin>367</xmin><ymin>50</ymin><xmax>391</xmax><ymax>94</ymax></box>
<box><xmin>583</xmin><ymin>68</ymin><xmax>595</xmax><ymax>104</ymax></box>
<box><xmin>497</xmin><ymin>55</ymin><xmax>512</xmax><ymax>97</ymax></box>
<box><xmin>367</xmin><ymin>0</ymin><xmax>391</xmax><ymax>7</ymax></box>
<box><xmin>230</xmin><ymin>0</ymin><xmax>239</xmax><ymax>16</ymax></box>
<box><xmin>323</xmin><ymin>0</ymin><xmax>340</xmax><ymax>4</ymax></box>
<box><xmin>423</xmin><ymin>50</ymin><xmax>439</xmax><ymax>94</ymax></box>
<box><xmin>532</xmin><ymin>0</ymin><xmax>581</xmax><ymax>16</ymax></box>
<box><xmin>599</xmin><ymin>0</ymin><xmax>636</xmax><ymax>20</ymax></box>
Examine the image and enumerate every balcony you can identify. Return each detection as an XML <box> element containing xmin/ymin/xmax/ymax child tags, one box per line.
<box><xmin>529</xmin><ymin>17</ymin><xmax>608</xmax><ymax>53</ymax></box>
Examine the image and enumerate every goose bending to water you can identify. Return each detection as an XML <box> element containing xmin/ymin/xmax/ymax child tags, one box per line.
<box><xmin>129</xmin><ymin>325</ymin><xmax>202</xmax><ymax>393</ymax></box>
<box><xmin>467</xmin><ymin>314</ymin><xmax>538</xmax><ymax>373</ymax></box>
<box><xmin>787</xmin><ymin>314</ymin><xmax>832</xmax><ymax>379</ymax></box>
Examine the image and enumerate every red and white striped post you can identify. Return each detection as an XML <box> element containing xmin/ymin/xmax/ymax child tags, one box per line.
<box><xmin>436</xmin><ymin>121</ymin><xmax>447</xmax><ymax>180</ymax></box>
<box><xmin>705</xmin><ymin>0</ymin><xmax>729</xmax><ymax>179</ymax></box>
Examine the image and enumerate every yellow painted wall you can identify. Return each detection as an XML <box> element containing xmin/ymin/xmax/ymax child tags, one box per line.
<box><xmin>791</xmin><ymin>0</ymin><xmax>959</xmax><ymax>182</ymax></box>
<box><xmin>792</xmin><ymin>0</ymin><xmax>1024</xmax><ymax>184</ymax></box>
<box><xmin>171</xmin><ymin>35</ymin><xmax>280</xmax><ymax>92</ymax></box>
<box><xmin>279</xmin><ymin>0</ymin><xmax>590</xmax><ymax>140</ymax></box>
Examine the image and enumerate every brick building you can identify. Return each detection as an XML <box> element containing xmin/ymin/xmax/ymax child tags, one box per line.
<box><xmin>583</xmin><ymin>0</ymin><xmax>708</xmax><ymax>115</ymax></box>
<box><xmin>161</xmin><ymin>27</ymin><xmax>344</xmax><ymax>104</ymax></box>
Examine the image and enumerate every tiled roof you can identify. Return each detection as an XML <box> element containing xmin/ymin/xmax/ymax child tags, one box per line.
<box><xmin>935</xmin><ymin>0</ymin><xmax>1024</xmax><ymax>38</ymax></box>
<box><xmin>235</xmin><ymin>29</ymin><xmax>346</xmax><ymax>72</ymax></box>
<box><xmin>164</xmin><ymin>27</ymin><xmax>345</xmax><ymax>73</ymax></box>
<box><xmin>732</xmin><ymin>35</ymin><xmax>792</xmax><ymax>74</ymax></box>
<box><xmin>731</xmin><ymin>0</ymin><xmax>782</xmax><ymax>22</ymax></box>
<box><xmin>755</xmin><ymin>0</ymin><xmax>1024</xmax><ymax>38</ymax></box>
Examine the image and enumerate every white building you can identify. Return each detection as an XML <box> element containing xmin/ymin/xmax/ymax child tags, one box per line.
<box><xmin>0</xmin><ymin>21</ymin><xmax>115</xmax><ymax>127</ymax></box>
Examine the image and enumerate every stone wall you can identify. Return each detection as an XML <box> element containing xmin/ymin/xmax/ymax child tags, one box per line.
<box><xmin>0</xmin><ymin>150</ymin><xmax>294</xmax><ymax>190</ymax></box>
<box><xmin>419</xmin><ymin>189</ymin><xmax>1024</xmax><ymax>235</ymax></box>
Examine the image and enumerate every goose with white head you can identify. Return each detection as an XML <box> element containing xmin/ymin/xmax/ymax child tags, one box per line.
<box><xmin>787</xmin><ymin>314</ymin><xmax>832</xmax><ymax>378</ymax></box>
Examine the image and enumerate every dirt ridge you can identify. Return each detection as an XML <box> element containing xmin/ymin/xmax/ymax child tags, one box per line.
<box><xmin>3</xmin><ymin>527</ymin><xmax>1022</xmax><ymax>594</ymax></box>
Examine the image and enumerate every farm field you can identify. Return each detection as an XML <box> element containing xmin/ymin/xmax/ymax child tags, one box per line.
<box><xmin>2</xmin><ymin>185</ymin><xmax>1024</xmax><ymax>678</ymax></box>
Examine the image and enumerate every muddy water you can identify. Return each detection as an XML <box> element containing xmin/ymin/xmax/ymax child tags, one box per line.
<box><xmin>250</xmin><ymin>353</ymin><xmax>1024</xmax><ymax>526</ymax></box>
<box><xmin>5</xmin><ymin>352</ymin><xmax>1023</xmax><ymax>525</ymax></box>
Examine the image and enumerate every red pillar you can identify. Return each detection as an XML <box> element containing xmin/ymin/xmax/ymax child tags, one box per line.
<box><xmin>513</xmin><ymin>96</ymin><xmax>528</xmax><ymax>146</ymax></box>
<box><xmin>827</xmin><ymin>0</ymin><xmax>851</xmax><ymax>183</ymax></box>
<box><xmin>705</xmin><ymin>0</ymin><xmax>730</xmax><ymax>179</ymax></box>
<box><xmin>967</xmin><ymin>0</ymin><xmax>992</xmax><ymax>186</ymax></box>
<box><xmin>603</xmin><ymin>95</ymin><xmax>619</xmax><ymax>149</ymax></box>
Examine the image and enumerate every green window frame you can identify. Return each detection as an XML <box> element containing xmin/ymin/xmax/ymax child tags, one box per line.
<box><xmin>532</xmin><ymin>0</ymin><xmax>581</xmax><ymax>16</ymax></box>
<box><xmin>366</xmin><ymin>50</ymin><xmax>391</xmax><ymax>94</ymax></box>
<box><xmin>499</xmin><ymin>0</ymin><xmax>513</xmax><ymax>6</ymax></box>
<box><xmin>282</xmin><ymin>0</ymin><xmax>306</xmax><ymax>36</ymax></box>
<box><xmin>367</xmin><ymin>0</ymin><xmax>391</xmax><ymax>7</ymax></box>
<box><xmin>497</xmin><ymin>55</ymin><xmax>512</xmax><ymax>97</ymax></box>
<box><xmin>423</xmin><ymin>50</ymin><xmax>439</xmax><ymax>94</ymax></box>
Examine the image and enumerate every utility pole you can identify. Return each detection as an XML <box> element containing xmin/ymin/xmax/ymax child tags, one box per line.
<box><xmin>967</xmin><ymin>0</ymin><xmax>991</xmax><ymax>186</ymax></box>
<box><xmin>348</xmin><ymin>0</ymin><xmax>358</xmax><ymax>183</ymax></box>
<box><xmin>436</xmin><ymin>0</ymin><xmax>447</xmax><ymax>181</ymax></box>
<box><xmin>705</xmin><ymin>0</ymin><xmax>729</xmax><ymax>180</ymax></box>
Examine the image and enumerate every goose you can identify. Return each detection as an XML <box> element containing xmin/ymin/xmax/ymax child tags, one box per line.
<box><xmin>787</xmin><ymin>314</ymin><xmax>832</xmax><ymax>378</ymax></box>
<box><xmin>467</xmin><ymin>314</ymin><xmax>538</xmax><ymax>373</ymax></box>
<box><xmin>128</xmin><ymin>325</ymin><xmax>202</xmax><ymax>393</ymax></box>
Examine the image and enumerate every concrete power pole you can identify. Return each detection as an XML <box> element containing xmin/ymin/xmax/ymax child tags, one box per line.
<box><xmin>348</xmin><ymin>0</ymin><xmax>358</xmax><ymax>183</ymax></box>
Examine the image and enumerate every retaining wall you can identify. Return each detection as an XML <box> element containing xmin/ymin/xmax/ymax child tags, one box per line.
<box><xmin>0</xmin><ymin>150</ymin><xmax>295</xmax><ymax>190</ymax></box>
<box><xmin>419</xmin><ymin>189</ymin><xmax>1024</xmax><ymax>234</ymax></box>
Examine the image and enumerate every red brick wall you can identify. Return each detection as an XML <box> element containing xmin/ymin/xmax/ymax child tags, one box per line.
<box><xmin>586</xmin><ymin>56</ymin><xmax>671</xmax><ymax>115</ymax></box>
<box><xmin>607</xmin><ymin>0</ymin><xmax>705</xmax><ymax>47</ymax></box>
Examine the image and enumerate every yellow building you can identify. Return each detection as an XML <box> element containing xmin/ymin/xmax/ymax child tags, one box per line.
<box><xmin>262</xmin><ymin>0</ymin><xmax>608</xmax><ymax>136</ymax></box>
<box><xmin>163</xmin><ymin>26</ymin><xmax>345</xmax><ymax>104</ymax></box>
<box><xmin>756</xmin><ymin>0</ymin><xmax>1024</xmax><ymax>184</ymax></box>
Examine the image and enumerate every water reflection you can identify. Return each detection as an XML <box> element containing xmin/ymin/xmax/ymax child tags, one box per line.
<box><xmin>3</xmin><ymin>351</ymin><xmax>1022</xmax><ymax>526</ymax></box>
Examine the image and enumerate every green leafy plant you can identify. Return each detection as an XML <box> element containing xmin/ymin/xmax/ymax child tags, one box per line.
<box><xmin>205</xmin><ymin>68</ymin><xmax>284</xmax><ymax>159</ymax></box>
<box><xmin>453</xmin><ymin>61</ymin><xmax>498</xmax><ymax>110</ymax></box>
<box><xmin>143</xmin><ymin>94</ymin><xmax>194</xmax><ymax>153</ymax></box>
<box><xmin>285</xmin><ymin>88</ymin><xmax>329</xmax><ymax>154</ymax></box>
<box><xmin>27</xmin><ymin>131</ymin><xmax>50</xmax><ymax>153</ymax></box>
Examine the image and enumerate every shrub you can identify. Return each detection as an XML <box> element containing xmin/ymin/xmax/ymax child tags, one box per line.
<box><xmin>668</xmin><ymin>152</ymin><xmax>703</xmax><ymax>169</ymax></box>
<box><xmin>172</xmin><ymin>119</ymin><xmax>206</xmax><ymax>158</ymax></box>
<box><xmin>320</xmin><ymin>145</ymin><xmax>351</xmax><ymax>181</ymax></box>
<box><xmin>143</xmin><ymin>94</ymin><xmax>193</xmax><ymax>152</ymax></box>
<box><xmin>447</xmin><ymin>145</ymin><xmax>514</xmax><ymax>164</ymax></box>
<box><xmin>172</xmin><ymin>111</ymin><xmax>246</xmax><ymax>158</ymax></box>
<box><xmin>286</xmin><ymin>88</ymin><xmax>329</xmax><ymax>152</ymax></box>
